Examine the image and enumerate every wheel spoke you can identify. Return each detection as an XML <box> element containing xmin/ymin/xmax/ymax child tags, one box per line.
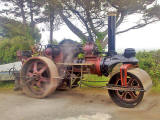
<box><xmin>28</xmin><ymin>61</ymin><xmax>49</xmax><ymax>94</ymax></box>
<box><xmin>27</xmin><ymin>72</ymin><xmax>33</xmax><ymax>77</ymax></box>
<box><xmin>40</xmin><ymin>77</ymin><xmax>50</xmax><ymax>83</ymax></box>
<box><xmin>33</xmin><ymin>61</ymin><xmax>38</xmax><ymax>73</ymax></box>
<box><xmin>38</xmin><ymin>65</ymin><xmax>47</xmax><ymax>74</ymax></box>
<box><xmin>27</xmin><ymin>63</ymin><xmax>34</xmax><ymax>72</ymax></box>
<box><xmin>122</xmin><ymin>92</ymin><xmax>127</xmax><ymax>100</ymax></box>
<box><xmin>127</xmin><ymin>78</ymin><xmax>134</xmax><ymax>86</ymax></box>
<box><xmin>128</xmin><ymin>91</ymin><xmax>137</xmax><ymax>99</ymax></box>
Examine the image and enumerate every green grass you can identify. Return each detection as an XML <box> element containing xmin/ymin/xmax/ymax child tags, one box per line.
<box><xmin>0</xmin><ymin>81</ymin><xmax>14</xmax><ymax>89</ymax></box>
<box><xmin>81</xmin><ymin>74</ymin><xmax>109</xmax><ymax>87</ymax></box>
<box><xmin>151</xmin><ymin>86</ymin><xmax>160</xmax><ymax>93</ymax></box>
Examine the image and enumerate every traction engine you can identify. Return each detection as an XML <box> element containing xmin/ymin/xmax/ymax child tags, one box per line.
<box><xmin>15</xmin><ymin>12</ymin><xmax>152</xmax><ymax>108</ymax></box>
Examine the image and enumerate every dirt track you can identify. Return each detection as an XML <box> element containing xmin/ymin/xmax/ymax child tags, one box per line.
<box><xmin>0</xmin><ymin>88</ymin><xmax>159</xmax><ymax>120</ymax></box>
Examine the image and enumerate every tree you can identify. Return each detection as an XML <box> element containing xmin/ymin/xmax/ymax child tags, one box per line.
<box><xmin>0</xmin><ymin>16</ymin><xmax>41</xmax><ymax>43</ymax></box>
<box><xmin>42</xmin><ymin>0</ymin><xmax>62</xmax><ymax>44</ymax></box>
<box><xmin>146</xmin><ymin>4</ymin><xmax>160</xmax><ymax>19</ymax></box>
<box><xmin>55</xmin><ymin>0</ymin><xmax>160</xmax><ymax>48</ymax></box>
<box><xmin>0</xmin><ymin>0</ymin><xmax>27</xmax><ymax>24</ymax></box>
<box><xmin>0</xmin><ymin>0</ymin><xmax>61</xmax><ymax>44</ymax></box>
<box><xmin>0</xmin><ymin>17</ymin><xmax>41</xmax><ymax>64</ymax></box>
<box><xmin>0</xmin><ymin>0</ymin><xmax>44</xmax><ymax>34</ymax></box>
<box><xmin>43</xmin><ymin>4</ymin><xmax>56</xmax><ymax>44</ymax></box>
<box><xmin>0</xmin><ymin>37</ymin><xmax>32</xmax><ymax>64</ymax></box>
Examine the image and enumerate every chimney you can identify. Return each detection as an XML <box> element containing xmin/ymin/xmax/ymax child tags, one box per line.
<box><xmin>108</xmin><ymin>12</ymin><xmax>117</xmax><ymax>56</ymax></box>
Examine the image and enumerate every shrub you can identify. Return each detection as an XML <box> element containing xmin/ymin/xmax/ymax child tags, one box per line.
<box><xmin>136</xmin><ymin>50</ymin><xmax>160</xmax><ymax>89</ymax></box>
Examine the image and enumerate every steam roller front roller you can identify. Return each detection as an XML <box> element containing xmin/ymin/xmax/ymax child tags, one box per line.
<box><xmin>108</xmin><ymin>65</ymin><xmax>152</xmax><ymax>108</ymax></box>
<box><xmin>20</xmin><ymin>56</ymin><xmax>59</xmax><ymax>98</ymax></box>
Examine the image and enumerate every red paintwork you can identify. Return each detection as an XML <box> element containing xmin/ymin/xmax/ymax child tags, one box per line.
<box><xmin>83</xmin><ymin>43</ymin><xmax>101</xmax><ymax>75</ymax></box>
<box><xmin>95</xmin><ymin>57</ymin><xmax>101</xmax><ymax>75</ymax></box>
<box><xmin>85</xmin><ymin>56</ymin><xmax>101</xmax><ymax>75</ymax></box>
<box><xmin>120</xmin><ymin>64</ymin><xmax>134</xmax><ymax>87</ymax></box>
<box><xmin>83</xmin><ymin>43</ymin><xmax>94</xmax><ymax>55</ymax></box>
<box><xmin>45</xmin><ymin>48</ymin><xmax>52</xmax><ymax>56</ymax></box>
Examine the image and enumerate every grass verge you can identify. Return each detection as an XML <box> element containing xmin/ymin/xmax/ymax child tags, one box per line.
<box><xmin>0</xmin><ymin>81</ymin><xmax>14</xmax><ymax>90</ymax></box>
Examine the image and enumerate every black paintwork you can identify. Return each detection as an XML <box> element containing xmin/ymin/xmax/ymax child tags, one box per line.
<box><xmin>100</xmin><ymin>53</ymin><xmax>138</xmax><ymax>76</ymax></box>
<box><xmin>108</xmin><ymin>15</ymin><xmax>117</xmax><ymax>56</ymax></box>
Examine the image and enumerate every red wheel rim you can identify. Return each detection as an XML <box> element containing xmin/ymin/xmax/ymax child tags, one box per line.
<box><xmin>115</xmin><ymin>75</ymin><xmax>141</xmax><ymax>103</ymax></box>
<box><xmin>26</xmin><ymin>60</ymin><xmax>50</xmax><ymax>95</ymax></box>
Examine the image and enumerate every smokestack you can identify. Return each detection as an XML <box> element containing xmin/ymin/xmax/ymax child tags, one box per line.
<box><xmin>108</xmin><ymin>12</ymin><xmax>117</xmax><ymax>56</ymax></box>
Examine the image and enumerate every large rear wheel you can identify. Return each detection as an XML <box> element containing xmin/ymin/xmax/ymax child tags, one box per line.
<box><xmin>108</xmin><ymin>72</ymin><xmax>144</xmax><ymax>108</ymax></box>
<box><xmin>21</xmin><ymin>57</ymin><xmax>59</xmax><ymax>98</ymax></box>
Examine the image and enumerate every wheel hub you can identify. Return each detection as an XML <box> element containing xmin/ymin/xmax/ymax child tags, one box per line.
<box><xmin>33</xmin><ymin>74</ymin><xmax>41</xmax><ymax>81</ymax></box>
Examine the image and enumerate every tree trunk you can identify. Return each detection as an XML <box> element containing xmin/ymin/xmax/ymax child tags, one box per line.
<box><xmin>59</xmin><ymin>11</ymin><xmax>88</xmax><ymax>41</ymax></box>
<box><xmin>18</xmin><ymin>0</ymin><xmax>26</xmax><ymax>25</ymax></box>
<box><xmin>50</xmin><ymin>14</ymin><xmax>54</xmax><ymax>44</ymax></box>
<box><xmin>66</xmin><ymin>4</ymin><xmax>93</xmax><ymax>42</ymax></box>
<box><xmin>86</xmin><ymin>10</ymin><xmax>98</xmax><ymax>36</ymax></box>
<box><xmin>49</xmin><ymin>6</ymin><xmax>55</xmax><ymax>44</ymax></box>
<box><xmin>28</xmin><ymin>0</ymin><xmax>35</xmax><ymax>31</ymax></box>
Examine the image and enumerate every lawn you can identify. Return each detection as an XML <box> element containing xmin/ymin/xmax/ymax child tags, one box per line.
<box><xmin>0</xmin><ymin>81</ymin><xmax>14</xmax><ymax>90</ymax></box>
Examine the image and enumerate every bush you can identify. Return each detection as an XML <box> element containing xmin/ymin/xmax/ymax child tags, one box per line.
<box><xmin>0</xmin><ymin>18</ymin><xmax>41</xmax><ymax>64</ymax></box>
<box><xmin>136</xmin><ymin>50</ymin><xmax>160</xmax><ymax>90</ymax></box>
<box><xmin>0</xmin><ymin>36</ymin><xmax>33</xmax><ymax>64</ymax></box>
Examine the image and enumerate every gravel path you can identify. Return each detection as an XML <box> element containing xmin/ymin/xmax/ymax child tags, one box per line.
<box><xmin>0</xmin><ymin>88</ymin><xmax>159</xmax><ymax>120</ymax></box>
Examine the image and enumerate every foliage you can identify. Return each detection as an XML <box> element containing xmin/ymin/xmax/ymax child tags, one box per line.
<box><xmin>0</xmin><ymin>18</ymin><xmax>41</xmax><ymax>64</ymax></box>
<box><xmin>1</xmin><ymin>19</ymin><xmax>41</xmax><ymax>43</ymax></box>
<box><xmin>146</xmin><ymin>5</ymin><xmax>160</xmax><ymax>19</ymax></box>
<box><xmin>0</xmin><ymin>36</ymin><xmax>33</xmax><ymax>64</ymax></box>
<box><xmin>136</xmin><ymin>50</ymin><xmax>160</xmax><ymax>90</ymax></box>
<box><xmin>0</xmin><ymin>0</ymin><xmax>43</xmax><ymax>24</ymax></box>
<box><xmin>0</xmin><ymin>81</ymin><xmax>14</xmax><ymax>89</ymax></box>
<box><xmin>95</xmin><ymin>32</ymin><xmax>106</xmax><ymax>52</ymax></box>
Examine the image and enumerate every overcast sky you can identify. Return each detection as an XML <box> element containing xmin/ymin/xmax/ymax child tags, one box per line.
<box><xmin>40</xmin><ymin>1</ymin><xmax>160</xmax><ymax>51</ymax></box>
<box><xmin>40</xmin><ymin>13</ymin><xmax>160</xmax><ymax>51</ymax></box>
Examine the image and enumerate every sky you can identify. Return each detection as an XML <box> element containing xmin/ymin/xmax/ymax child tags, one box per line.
<box><xmin>40</xmin><ymin>1</ymin><xmax>160</xmax><ymax>51</ymax></box>
<box><xmin>40</xmin><ymin>14</ymin><xmax>160</xmax><ymax>51</ymax></box>
<box><xmin>116</xmin><ymin>15</ymin><xmax>160</xmax><ymax>51</ymax></box>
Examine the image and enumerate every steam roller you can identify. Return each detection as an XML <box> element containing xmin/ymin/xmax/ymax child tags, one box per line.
<box><xmin>15</xmin><ymin>12</ymin><xmax>152</xmax><ymax>108</ymax></box>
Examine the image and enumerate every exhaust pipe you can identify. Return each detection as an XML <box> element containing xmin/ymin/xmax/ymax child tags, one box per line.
<box><xmin>108</xmin><ymin>12</ymin><xmax>117</xmax><ymax>56</ymax></box>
